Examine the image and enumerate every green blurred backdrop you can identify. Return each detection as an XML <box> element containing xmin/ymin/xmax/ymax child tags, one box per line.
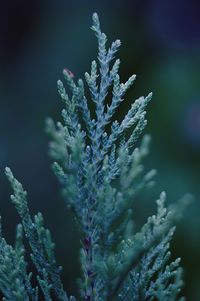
<box><xmin>0</xmin><ymin>0</ymin><xmax>200</xmax><ymax>300</ymax></box>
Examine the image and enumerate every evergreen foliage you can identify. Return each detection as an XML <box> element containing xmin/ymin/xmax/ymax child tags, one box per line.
<box><xmin>0</xmin><ymin>13</ymin><xmax>191</xmax><ymax>301</ymax></box>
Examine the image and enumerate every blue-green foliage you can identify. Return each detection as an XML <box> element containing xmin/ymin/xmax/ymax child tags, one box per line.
<box><xmin>0</xmin><ymin>13</ymin><xmax>190</xmax><ymax>301</ymax></box>
<box><xmin>3</xmin><ymin>168</ymin><xmax>74</xmax><ymax>301</ymax></box>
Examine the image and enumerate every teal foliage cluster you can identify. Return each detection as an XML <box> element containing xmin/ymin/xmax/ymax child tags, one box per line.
<box><xmin>0</xmin><ymin>13</ymin><xmax>190</xmax><ymax>301</ymax></box>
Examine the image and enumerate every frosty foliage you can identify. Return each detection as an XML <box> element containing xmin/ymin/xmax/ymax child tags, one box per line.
<box><xmin>0</xmin><ymin>13</ymin><xmax>190</xmax><ymax>301</ymax></box>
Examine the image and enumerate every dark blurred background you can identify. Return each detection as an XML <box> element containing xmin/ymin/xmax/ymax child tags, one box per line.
<box><xmin>0</xmin><ymin>0</ymin><xmax>200</xmax><ymax>300</ymax></box>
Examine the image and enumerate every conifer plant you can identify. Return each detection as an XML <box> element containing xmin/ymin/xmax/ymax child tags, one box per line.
<box><xmin>0</xmin><ymin>13</ymin><xmax>190</xmax><ymax>301</ymax></box>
